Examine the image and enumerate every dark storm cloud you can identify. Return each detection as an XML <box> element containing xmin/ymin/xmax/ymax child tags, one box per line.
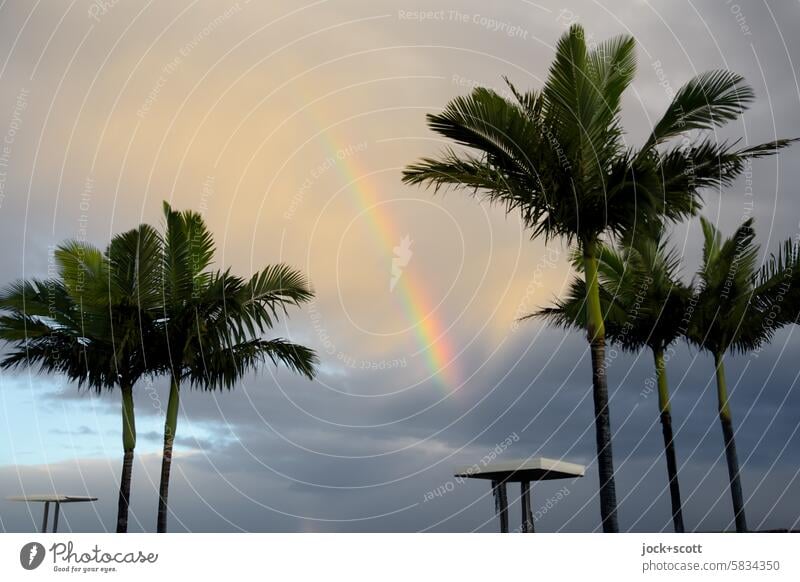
<box><xmin>6</xmin><ymin>322</ymin><xmax>798</xmax><ymax>532</ymax></box>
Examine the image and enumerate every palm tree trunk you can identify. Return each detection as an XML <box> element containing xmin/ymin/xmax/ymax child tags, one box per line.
<box><xmin>653</xmin><ymin>347</ymin><xmax>685</xmax><ymax>533</ymax></box>
<box><xmin>583</xmin><ymin>241</ymin><xmax>619</xmax><ymax>533</ymax></box>
<box><xmin>117</xmin><ymin>383</ymin><xmax>136</xmax><ymax>533</ymax></box>
<box><xmin>157</xmin><ymin>377</ymin><xmax>180</xmax><ymax>533</ymax></box>
<box><xmin>714</xmin><ymin>353</ymin><xmax>748</xmax><ymax>532</ymax></box>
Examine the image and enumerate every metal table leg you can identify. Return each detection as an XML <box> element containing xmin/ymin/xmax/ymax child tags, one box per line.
<box><xmin>53</xmin><ymin>502</ymin><xmax>60</xmax><ymax>533</ymax></box>
<box><xmin>40</xmin><ymin>502</ymin><xmax>50</xmax><ymax>533</ymax></box>
<box><xmin>521</xmin><ymin>481</ymin><xmax>534</xmax><ymax>533</ymax></box>
<box><xmin>492</xmin><ymin>480</ymin><xmax>509</xmax><ymax>533</ymax></box>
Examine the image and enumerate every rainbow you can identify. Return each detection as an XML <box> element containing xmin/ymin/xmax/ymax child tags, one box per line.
<box><xmin>319</xmin><ymin>133</ymin><xmax>459</xmax><ymax>389</ymax></box>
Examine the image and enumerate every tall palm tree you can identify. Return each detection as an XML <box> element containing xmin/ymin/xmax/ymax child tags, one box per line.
<box><xmin>530</xmin><ymin>230</ymin><xmax>693</xmax><ymax>532</ymax></box>
<box><xmin>402</xmin><ymin>23</ymin><xmax>791</xmax><ymax>531</ymax></box>
<box><xmin>154</xmin><ymin>203</ymin><xmax>317</xmax><ymax>533</ymax></box>
<box><xmin>688</xmin><ymin>217</ymin><xmax>800</xmax><ymax>532</ymax></box>
<box><xmin>0</xmin><ymin>225</ymin><xmax>163</xmax><ymax>532</ymax></box>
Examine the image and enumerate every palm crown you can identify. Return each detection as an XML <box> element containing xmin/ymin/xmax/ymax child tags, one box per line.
<box><xmin>403</xmin><ymin>25</ymin><xmax>792</xmax><ymax>245</ymax></box>
<box><xmin>156</xmin><ymin>203</ymin><xmax>316</xmax><ymax>388</ymax></box>
<box><xmin>0</xmin><ymin>224</ymin><xmax>162</xmax><ymax>390</ymax></box>
<box><xmin>690</xmin><ymin>217</ymin><xmax>800</xmax><ymax>356</ymax></box>
<box><xmin>533</xmin><ymin>230</ymin><xmax>693</xmax><ymax>353</ymax></box>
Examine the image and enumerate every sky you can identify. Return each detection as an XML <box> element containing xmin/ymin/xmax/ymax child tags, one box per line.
<box><xmin>1</xmin><ymin>0</ymin><xmax>800</xmax><ymax>533</ymax></box>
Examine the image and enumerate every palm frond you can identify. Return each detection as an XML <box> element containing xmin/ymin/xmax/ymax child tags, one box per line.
<box><xmin>645</xmin><ymin>71</ymin><xmax>754</xmax><ymax>148</ymax></box>
<box><xmin>162</xmin><ymin>201</ymin><xmax>214</xmax><ymax>308</ymax></box>
<box><xmin>425</xmin><ymin>87</ymin><xmax>543</xmax><ymax>178</ymax></box>
<box><xmin>54</xmin><ymin>241</ymin><xmax>110</xmax><ymax>306</ymax></box>
<box><xmin>187</xmin><ymin>337</ymin><xmax>317</xmax><ymax>389</ymax></box>
<box><xmin>752</xmin><ymin>237</ymin><xmax>800</xmax><ymax>326</ymax></box>
<box><xmin>108</xmin><ymin>224</ymin><xmax>163</xmax><ymax>310</ymax></box>
<box><xmin>688</xmin><ymin>217</ymin><xmax>800</xmax><ymax>355</ymax></box>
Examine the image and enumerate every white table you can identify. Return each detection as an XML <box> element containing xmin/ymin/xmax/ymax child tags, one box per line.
<box><xmin>7</xmin><ymin>495</ymin><xmax>98</xmax><ymax>532</ymax></box>
<box><xmin>454</xmin><ymin>458</ymin><xmax>585</xmax><ymax>532</ymax></box>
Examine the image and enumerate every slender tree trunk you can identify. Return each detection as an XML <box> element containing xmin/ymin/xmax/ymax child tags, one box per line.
<box><xmin>157</xmin><ymin>377</ymin><xmax>180</xmax><ymax>533</ymax></box>
<box><xmin>583</xmin><ymin>241</ymin><xmax>619</xmax><ymax>533</ymax></box>
<box><xmin>714</xmin><ymin>353</ymin><xmax>748</xmax><ymax>532</ymax></box>
<box><xmin>117</xmin><ymin>383</ymin><xmax>136</xmax><ymax>533</ymax></box>
<box><xmin>653</xmin><ymin>347</ymin><xmax>685</xmax><ymax>533</ymax></box>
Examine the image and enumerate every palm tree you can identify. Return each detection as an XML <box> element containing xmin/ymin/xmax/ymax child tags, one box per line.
<box><xmin>154</xmin><ymin>203</ymin><xmax>317</xmax><ymax>532</ymax></box>
<box><xmin>0</xmin><ymin>225</ymin><xmax>163</xmax><ymax>532</ymax></box>
<box><xmin>402</xmin><ymin>23</ymin><xmax>791</xmax><ymax>531</ymax></box>
<box><xmin>688</xmin><ymin>217</ymin><xmax>800</xmax><ymax>532</ymax></box>
<box><xmin>530</xmin><ymin>230</ymin><xmax>693</xmax><ymax>532</ymax></box>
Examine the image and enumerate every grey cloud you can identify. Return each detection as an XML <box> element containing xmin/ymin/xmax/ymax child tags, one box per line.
<box><xmin>48</xmin><ymin>425</ymin><xmax>97</xmax><ymax>436</ymax></box>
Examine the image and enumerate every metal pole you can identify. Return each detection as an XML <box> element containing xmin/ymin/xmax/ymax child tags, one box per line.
<box><xmin>496</xmin><ymin>481</ymin><xmax>509</xmax><ymax>533</ymax></box>
<box><xmin>53</xmin><ymin>502</ymin><xmax>60</xmax><ymax>533</ymax></box>
<box><xmin>40</xmin><ymin>502</ymin><xmax>50</xmax><ymax>533</ymax></box>
<box><xmin>521</xmin><ymin>481</ymin><xmax>534</xmax><ymax>533</ymax></box>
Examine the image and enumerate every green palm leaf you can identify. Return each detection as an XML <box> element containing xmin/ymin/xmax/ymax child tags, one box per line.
<box><xmin>646</xmin><ymin>70</ymin><xmax>755</xmax><ymax>149</ymax></box>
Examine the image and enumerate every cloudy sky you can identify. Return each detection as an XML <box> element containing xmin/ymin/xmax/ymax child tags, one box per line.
<box><xmin>1</xmin><ymin>0</ymin><xmax>799</xmax><ymax>533</ymax></box>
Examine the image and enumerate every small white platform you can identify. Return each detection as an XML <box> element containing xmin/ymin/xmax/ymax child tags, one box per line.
<box><xmin>454</xmin><ymin>457</ymin><xmax>584</xmax><ymax>533</ymax></box>
<box><xmin>7</xmin><ymin>494</ymin><xmax>98</xmax><ymax>532</ymax></box>
<box><xmin>454</xmin><ymin>457</ymin><xmax>586</xmax><ymax>482</ymax></box>
<box><xmin>8</xmin><ymin>495</ymin><xmax>98</xmax><ymax>503</ymax></box>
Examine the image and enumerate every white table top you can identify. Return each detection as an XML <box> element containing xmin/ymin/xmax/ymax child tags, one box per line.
<box><xmin>7</xmin><ymin>495</ymin><xmax>98</xmax><ymax>503</ymax></box>
<box><xmin>454</xmin><ymin>457</ymin><xmax>586</xmax><ymax>482</ymax></box>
